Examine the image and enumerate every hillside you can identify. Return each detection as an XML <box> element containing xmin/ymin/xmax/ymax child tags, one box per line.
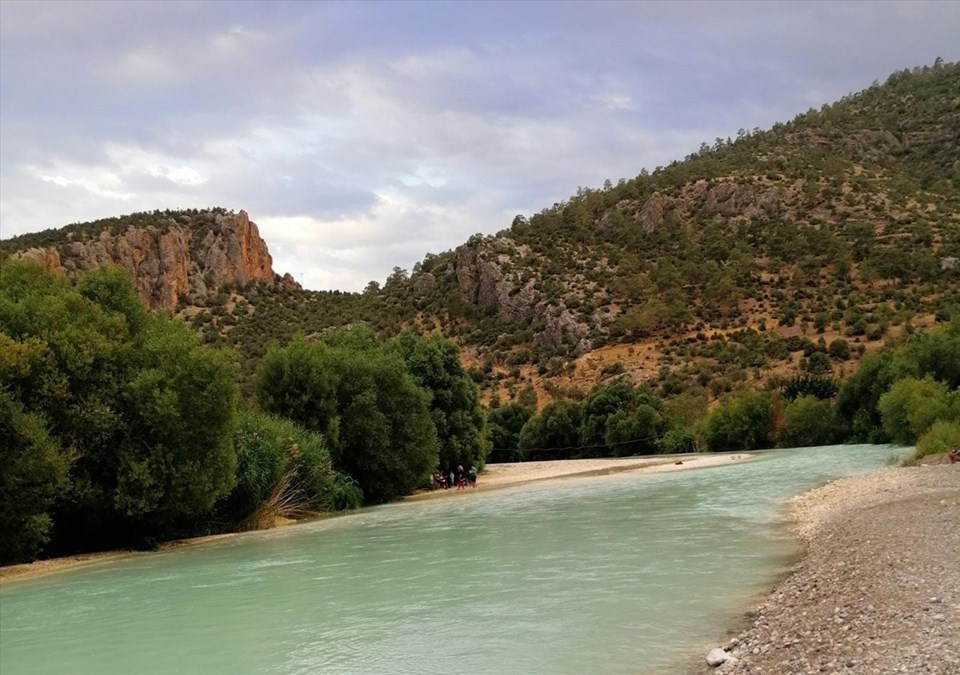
<box><xmin>3</xmin><ymin>62</ymin><xmax>958</xmax><ymax>404</ymax></box>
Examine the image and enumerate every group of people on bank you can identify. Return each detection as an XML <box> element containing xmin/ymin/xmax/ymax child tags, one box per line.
<box><xmin>434</xmin><ymin>464</ymin><xmax>478</xmax><ymax>491</ymax></box>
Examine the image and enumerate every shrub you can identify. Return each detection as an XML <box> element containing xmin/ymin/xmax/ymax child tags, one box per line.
<box><xmin>779</xmin><ymin>396</ymin><xmax>842</xmax><ymax>448</ymax></box>
<box><xmin>223</xmin><ymin>410</ymin><xmax>361</xmax><ymax>527</ymax></box>
<box><xmin>878</xmin><ymin>377</ymin><xmax>952</xmax><ymax>445</ymax></box>
<box><xmin>911</xmin><ymin>420</ymin><xmax>960</xmax><ymax>461</ymax></box>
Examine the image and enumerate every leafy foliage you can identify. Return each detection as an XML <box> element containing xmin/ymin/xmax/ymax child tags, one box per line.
<box><xmin>390</xmin><ymin>331</ymin><xmax>490</xmax><ymax>470</ymax></box>
<box><xmin>222</xmin><ymin>410</ymin><xmax>360</xmax><ymax>525</ymax></box>
<box><xmin>0</xmin><ymin>261</ymin><xmax>239</xmax><ymax>556</ymax></box>
<box><xmin>703</xmin><ymin>391</ymin><xmax>776</xmax><ymax>452</ymax></box>
<box><xmin>255</xmin><ymin>335</ymin><xmax>439</xmax><ymax>503</ymax></box>
<box><xmin>779</xmin><ymin>396</ymin><xmax>842</xmax><ymax>448</ymax></box>
<box><xmin>0</xmin><ymin>390</ymin><xmax>69</xmax><ymax>564</ymax></box>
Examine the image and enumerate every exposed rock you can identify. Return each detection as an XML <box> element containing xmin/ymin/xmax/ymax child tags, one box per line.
<box><xmin>11</xmin><ymin>210</ymin><xmax>277</xmax><ymax>311</ymax></box>
<box><xmin>535</xmin><ymin>307</ymin><xmax>591</xmax><ymax>353</ymax></box>
<box><xmin>635</xmin><ymin>191</ymin><xmax>672</xmax><ymax>231</ymax></box>
<box><xmin>455</xmin><ymin>237</ymin><xmax>537</xmax><ymax>322</ymax></box>
<box><xmin>412</xmin><ymin>272</ymin><xmax>436</xmax><ymax>296</ymax></box>
<box><xmin>279</xmin><ymin>272</ymin><xmax>302</xmax><ymax>292</ymax></box>
<box><xmin>706</xmin><ymin>648</ymin><xmax>730</xmax><ymax>667</ymax></box>
<box><xmin>903</xmin><ymin>127</ymin><xmax>956</xmax><ymax>148</ymax></box>
<box><xmin>785</xmin><ymin>128</ymin><xmax>902</xmax><ymax>161</ymax></box>
<box><xmin>454</xmin><ymin>237</ymin><xmax>592</xmax><ymax>354</ymax></box>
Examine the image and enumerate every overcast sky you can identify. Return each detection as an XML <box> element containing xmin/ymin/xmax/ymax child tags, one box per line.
<box><xmin>1</xmin><ymin>1</ymin><xmax>958</xmax><ymax>291</ymax></box>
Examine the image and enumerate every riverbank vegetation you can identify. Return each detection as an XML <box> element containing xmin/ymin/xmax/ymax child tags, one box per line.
<box><xmin>0</xmin><ymin>262</ymin><xmax>488</xmax><ymax>564</ymax></box>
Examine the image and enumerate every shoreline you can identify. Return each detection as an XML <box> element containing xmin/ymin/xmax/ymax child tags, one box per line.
<box><xmin>0</xmin><ymin>451</ymin><xmax>757</xmax><ymax>585</ymax></box>
<box><xmin>697</xmin><ymin>458</ymin><xmax>960</xmax><ymax>673</ymax></box>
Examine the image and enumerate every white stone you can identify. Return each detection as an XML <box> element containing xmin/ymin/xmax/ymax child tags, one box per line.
<box><xmin>706</xmin><ymin>647</ymin><xmax>730</xmax><ymax>667</ymax></box>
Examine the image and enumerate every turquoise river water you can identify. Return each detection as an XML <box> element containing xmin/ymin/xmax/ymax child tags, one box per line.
<box><xmin>0</xmin><ymin>444</ymin><xmax>905</xmax><ymax>675</ymax></box>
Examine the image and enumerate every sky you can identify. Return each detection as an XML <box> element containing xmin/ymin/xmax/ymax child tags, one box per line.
<box><xmin>1</xmin><ymin>1</ymin><xmax>958</xmax><ymax>292</ymax></box>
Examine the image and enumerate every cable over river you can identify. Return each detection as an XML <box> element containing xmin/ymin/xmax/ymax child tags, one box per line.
<box><xmin>0</xmin><ymin>444</ymin><xmax>904</xmax><ymax>674</ymax></box>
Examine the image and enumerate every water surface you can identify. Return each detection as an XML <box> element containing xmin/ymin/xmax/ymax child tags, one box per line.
<box><xmin>0</xmin><ymin>445</ymin><xmax>903</xmax><ymax>674</ymax></box>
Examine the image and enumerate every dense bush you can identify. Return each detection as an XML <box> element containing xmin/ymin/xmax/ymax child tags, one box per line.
<box><xmin>222</xmin><ymin>410</ymin><xmax>361</xmax><ymax>526</ymax></box>
<box><xmin>0</xmin><ymin>390</ymin><xmax>69</xmax><ymax>564</ymax></box>
<box><xmin>779</xmin><ymin>395</ymin><xmax>842</xmax><ymax>448</ymax></box>
<box><xmin>703</xmin><ymin>391</ymin><xmax>776</xmax><ymax>452</ymax></box>
<box><xmin>390</xmin><ymin>331</ymin><xmax>490</xmax><ymax>470</ymax></box>
<box><xmin>486</xmin><ymin>402</ymin><xmax>534</xmax><ymax>462</ymax></box>
<box><xmin>912</xmin><ymin>420</ymin><xmax>960</xmax><ymax>461</ymax></box>
<box><xmin>0</xmin><ymin>262</ymin><xmax>239</xmax><ymax>558</ymax></box>
<box><xmin>878</xmin><ymin>377</ymin><xmax>953</xmax><ymax>445</ymax></box>
<box><xmin>256</xmin><ymin>335</ymin><xmax>439</xmax><ymax>503</ymax></box>
<box><xmin>518</xmin><ymin>400</ymin><xmax>582</xmax><ymax>460</ymax></box>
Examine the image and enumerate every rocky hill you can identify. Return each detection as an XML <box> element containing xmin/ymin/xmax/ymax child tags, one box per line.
<box><xmin>3</xmin><ymin>62</ymin><xmax>958</xmax><ymax>404</ymax></box>
<box><xmin>2</xmin><ymin>209</ymin><xmax>293</xmax><ymax>311</ymax></box>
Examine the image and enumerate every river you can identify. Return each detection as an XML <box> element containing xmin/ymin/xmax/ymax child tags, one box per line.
<box><xmin>0</xmin><ymin>444</ymin><xmax>904</xmax><ymax>674</ymax></box>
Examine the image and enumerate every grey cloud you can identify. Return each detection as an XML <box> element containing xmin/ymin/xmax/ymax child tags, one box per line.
<box><xmin>2</xmin><ymin>0</ymin><xmax>958</xmax><ymax>290</ymax></box>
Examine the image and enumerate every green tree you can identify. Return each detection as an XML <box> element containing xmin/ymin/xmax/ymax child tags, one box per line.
<box><xmin>487</xmin><ymin>403</ymin><xmax>534</xmax><ymax>462</ymax></box>
<box><xmin>256</xmin><ymin>336</ymin><xmax>438</xmax><ymax>503</ymax></box>
<box><xmin>518</xmin><ymin>400</ymin><xmax>582</xmax><ymax>460</ymax></box>
<box><xmin>835</xmin><ymin>352</ymin><xmax>899</xmax><ymax>442</ymax></box>
<box><xmin>0</xmin><ymin>390</ymin><xmax>70</xmax><ymax>564</ymax></box>
<box><xmin>390</xmin><ymin>331</ymin><xmax>490</xmax><ymax>469</ymax></box>
<box><xmin>878</xmin><ymin>377</ymin><xmax>952</xmax><ymax>445</ymax></box>
<box><xmin>579</xmin><ymin>381</ymin><xmax>639</xmax><ymax>456</ymax></box>
<box><xmin>704</xmin><ymin>391</ymin><xmax>776</xmax><ymax>452</ymax></box>
<box><xmin>114</xmin><ymin>316</ymin><xmax>238</xmax><ymax>525</ymax></box>
<box><xmin>0</xmin><ymin>261</ymin><xmax>239</xmax><ymax>554</ymax></box>
<box><xmin>779</xmin><ymin>396</ymin><xmax>841</xmax><ymax>448</ymax></box>
<box><xmin>604</xmin><ymin>404</ymin><xmax>662</xmax><ymax>455</ymax></box>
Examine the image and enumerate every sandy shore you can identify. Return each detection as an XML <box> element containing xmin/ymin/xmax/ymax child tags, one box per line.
<box><xmin>1</xmin><ymin>452</ymin><xmax>753</xmax><ymax>584</ymax></box>
<box><xmin>701</xmin><ymin>461</ymin><xmax>960</xmax><ymax>674</ymax></box>
<box><xmin>408</xmin><ymin>452</ymin><xmax>756</xmax><ymax>499</ymax></box>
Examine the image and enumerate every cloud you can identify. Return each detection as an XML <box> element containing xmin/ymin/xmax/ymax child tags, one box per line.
<box><xmin>2</xmin><ymin>1</ymin><xmax>959</xmax><ymax>289</ymax></box>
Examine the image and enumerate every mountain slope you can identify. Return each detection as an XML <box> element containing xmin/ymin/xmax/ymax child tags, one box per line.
<box><xmin>3</xmin><ymin>62</ymin><xmax>958</xmax><ymax>404</ymax></box>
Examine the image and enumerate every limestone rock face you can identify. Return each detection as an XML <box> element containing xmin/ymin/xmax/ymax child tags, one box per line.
<box><xmin>454</xmin><ymin>236</ymin><xmax>592</xmax><ymax>354</ymax></box>
<box><xmin>12</xmin><ymin>210</ymin><xmax>280</xmax><ymax>311</ymax></box>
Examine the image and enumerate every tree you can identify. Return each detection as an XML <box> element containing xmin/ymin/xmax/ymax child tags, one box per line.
<box><xmin>114</xmin><ymin>316</ymin><xmax>238</xmax><ymax>526</ymax></box>
<box><xmin>390</xmin><ymin>331</ymin><xmax>490</xmax><ymax>469</ymax></box>
<box><xmin>486</xmin><ymin>403</ymin><xmax>534</xmax><ymax>462</ymax></box>
<box><xmin>579</xmin><ymin>381</ymin><xmax>638</xmax><ymax>456</ymax></box>
<box><xmin>704</xmin><ymin>391</ymin><xmax>776</xmax><ymax>452</ymax></box>
<box><xmin>0</xmin><ymin>261</ymin><xmax>239</xmax><ymax>554</ymax></box>
<box><xmin>604</xmin><ymin>404</ymin><xmax>662</xmax><ymax>455</ymax></box>
<box><xmin>518</xmin><ymin>400</ymin><xmax>582</xmax><ymax>460</ymax></box>
<box><xmin>256</xmin><ymin>335</ymin><xmax>439</xmax><ymax>503</ymax></box>
<box><xmin>0</xmin><ymin>390</ymin><xmax>69</xmax><ymax>564</ymax></box>
<box><xmin>779</xmin><ymin>396</ymin><xmax>841</xmax><ymax>448</ymax></box>
<box><xmin>835</xmin><ymin>352</ymin><xmax>899</xmax><ymax>442</ymax></box>
<box><xmin>878</xmin><ymin>377</ymin><xmax>952</xmax><ymax>445</ymax></box>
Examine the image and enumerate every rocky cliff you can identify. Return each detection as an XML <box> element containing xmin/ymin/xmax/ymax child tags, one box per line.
<box><xmin>453</xmin><ymin>236</ymin><xmax>592</xmax><ymax>354</ymax></box>
<box><xmin>11</xmin><ymin>209</ymin><xmax>284</xmax><ymax>311</ymax></box>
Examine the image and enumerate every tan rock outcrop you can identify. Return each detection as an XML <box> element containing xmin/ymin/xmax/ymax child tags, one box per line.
<box><xmin>12</xmin><ymin>210</ymin><xmax>281</xmax><ymax>311</ymax></box>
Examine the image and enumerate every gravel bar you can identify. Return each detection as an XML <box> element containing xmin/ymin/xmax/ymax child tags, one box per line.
<box><xmin>705</xmin><ymin>464</ymin><xmax>960</xmax><ymax>675</ymax></box>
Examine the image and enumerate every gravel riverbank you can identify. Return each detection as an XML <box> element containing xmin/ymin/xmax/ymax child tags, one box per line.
<box><xmin>704</xmin><ymin>463</ymin><xmax>959</xmax><ymax>675</ymax></box>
